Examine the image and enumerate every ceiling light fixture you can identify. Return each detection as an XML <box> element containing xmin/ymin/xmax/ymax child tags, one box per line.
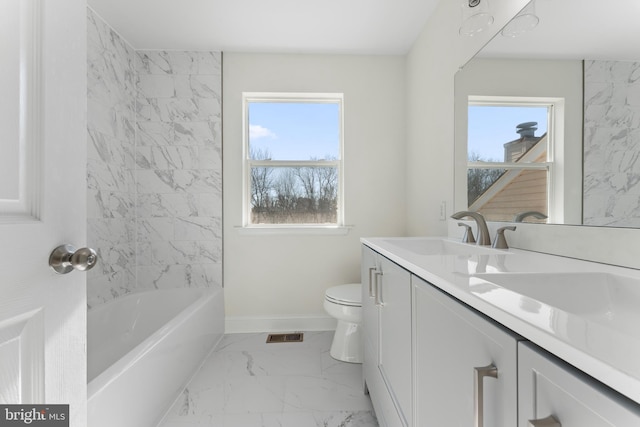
<box><xmin>501</xmin><ymin>1</ymin><xmax>540</xmax><ymax>38</ymax></box>
<box><xmin>459</xmin><ymin>0</ymin><xmax>494</xmax><ymax>37</ymax></box>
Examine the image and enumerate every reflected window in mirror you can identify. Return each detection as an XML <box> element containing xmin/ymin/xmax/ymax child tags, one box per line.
<box><xmin>466</xmin><ymin>97</ymin><xmax>562</xmax><ymax>223</ymax></box>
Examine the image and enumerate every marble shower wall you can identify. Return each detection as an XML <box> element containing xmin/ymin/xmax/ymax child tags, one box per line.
<box><xmin>583</xmin><ymin>60</ymin><xmax>640</xmax><ymax>227</ymax></box>
<box><xmin>135</xmin><ymin>51</ymin><xmax>223</xmax><ymax>291</ymax></box>
<box><xmin>87</xmin><ymin>9</ymin><xmax>223</xmax><ymax>307</ymax></box>
<box><xmin>87</xmin><ymin>9</ymin><xmax>137</xmax><ymax>308</ymax></box>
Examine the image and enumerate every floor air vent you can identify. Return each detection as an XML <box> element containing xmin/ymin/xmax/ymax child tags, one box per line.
<box><xmin>266</xmin><ymin>333</ymin><xmax>304</xmax><ymax>343</ymax></box>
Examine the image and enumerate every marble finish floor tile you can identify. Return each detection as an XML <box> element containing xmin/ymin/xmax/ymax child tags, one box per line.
<box><xmin>159</xmin><ymin>331</ymin><xmax>378</xmax><ymax>427</ymax></box>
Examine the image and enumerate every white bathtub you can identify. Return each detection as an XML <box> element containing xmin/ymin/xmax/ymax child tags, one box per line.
<box><xmin>87</xmin><ymin>287</ymin><xmax>224</xmax><ymax>427</ymax></box>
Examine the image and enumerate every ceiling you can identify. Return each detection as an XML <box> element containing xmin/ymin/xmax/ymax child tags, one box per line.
<box><xmin>87</xmin><ymin>0</ymin><xmax>441</xmax><ymax>54</ymax></box>
<box><xmin>480</xmin><ymin>0</ymin><xmax>640</xmax><ymax>60</ymax></box>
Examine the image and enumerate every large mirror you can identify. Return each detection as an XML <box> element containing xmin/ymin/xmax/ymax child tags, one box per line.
<box><xmin>455</xmin><ymin>0</ymin><xmax>640</xmax><ymax>227</ymax></box>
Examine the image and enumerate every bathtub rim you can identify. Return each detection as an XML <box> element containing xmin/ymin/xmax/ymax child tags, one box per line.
<box><xmin>87</xmin><ymin>287</ymin><xmax>222</xmax><ymax>399</ymax></box>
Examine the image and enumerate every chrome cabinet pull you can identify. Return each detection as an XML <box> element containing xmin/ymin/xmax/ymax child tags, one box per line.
<box><xmin>49</xmin><ymin>244</ymin><xmax>98</xmax><ymax>274</ymax></box>
<box><xmin>474</xmin><ymin>364</ymin><xmax>498</xmax><ymax>427</ymax></box>
<box><xmin>529</xmin><ymin>415</ymin><xmax>561</xmax><ymax>427</ymax></box>
<box><xmin>368</xmin><ymin>267</ymin><xmax>377</xmax><ymax>298</ymax></box>
<box><xmin>374</xmin><ymin>271</ymin><xmax>384</xmax><ymax>306</ymax></box>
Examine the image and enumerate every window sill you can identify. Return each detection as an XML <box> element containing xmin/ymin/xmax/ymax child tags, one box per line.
<box><xmin>235</xmin><ymin>225</ymin><xmax>352</xmax><ymax>236</ymax></box>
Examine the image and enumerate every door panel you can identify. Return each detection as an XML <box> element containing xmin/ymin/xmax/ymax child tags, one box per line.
<box><xmin>0</xmin><ymin>0</ymin><xmax>87</xmax><ymax>425</ymax></box>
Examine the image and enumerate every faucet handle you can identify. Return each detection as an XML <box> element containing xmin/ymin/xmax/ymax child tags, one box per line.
<box><xmin>492</xmin><ymin>226</ymin><xmax>516</xmax><ymax>249</ymax></box>
<box><xmin>457</xmin><ymin>222</ymin><xmax>476</xmax><ymax>244</ymax></box>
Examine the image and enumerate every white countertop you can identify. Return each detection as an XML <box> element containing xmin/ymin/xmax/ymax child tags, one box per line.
<box><xmin>361</xmin><ymin>236</ymin><xmax>640</xmax><ymax>405</ymax></box>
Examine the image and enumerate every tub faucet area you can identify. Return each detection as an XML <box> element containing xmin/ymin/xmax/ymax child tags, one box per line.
<box><xmin>451</xmin><ymin>211</ymin><xmax>491</xmax><ymax>246</ymax></box>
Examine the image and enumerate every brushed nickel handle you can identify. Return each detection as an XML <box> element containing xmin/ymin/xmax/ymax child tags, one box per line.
<box><xmin>49</xmin><ymin>244</ymin><xmax>98</xmax><ymax>274</ymax></box>
<box><xmin>368</xmin><ymin>267</ymin><xmax>377</xmax><ymax>298</ymax></box>
<box><xmin>474</xmin><ymin>364</ymin><xmax>498</xmax><ymax>427</ymax></box>
<box><xmin>492</xmin><ymin>225</ymin><xmax>517</xmax><ymax>249</ymax></box>
<box><xmin>374</xmin><ymin>271</ymin><xmax>383</xmax><ymax>306</ymax></box>
<box><xmin>529</xmin><ymin>415</ymin><xmax>561</xmax><ymax>427</ymax></box>
<box><xmin>457</xmin><ymin>222</ymin><xmax>476</xmax><ymax>243</ymax></box>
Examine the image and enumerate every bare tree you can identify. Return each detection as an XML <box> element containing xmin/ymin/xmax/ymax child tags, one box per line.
<box><xmin>317</xmin><ymin>166</ymin><xmax>338</xmax><ymax>213</ymax></box>
<box><xmin>295</xmin><ymin>166</ymin><xmax>318</xmax><ymax>211</ymax></box>
<box><xmin>467</xmin><ymin>151</ymin><xmax>504</xmax><ymax>205</ymax></box>
<box><xmin>273</xmin><ymin>168</ymin><xmax>299</xmax><ymax>220</ymax></box>
<box><xmin>250</xmin><ymin>151</ymin><xmax>339</xmax><ymax>224</ymax></box>
<box><xmin>250</xmin><ymin>147</ymin><xmax>273</xmax><ymax>212</ymax></box>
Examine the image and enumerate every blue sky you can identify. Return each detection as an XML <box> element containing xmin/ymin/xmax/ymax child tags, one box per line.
<box><xmin>248</xmin><ymin>102</ymin><xmax>340</xmax><ymax>160</ymax></box>
<box><xmin>468</xmin><ymin>105</ymin><xmax>548</xmax><ymax>161</ymax></box>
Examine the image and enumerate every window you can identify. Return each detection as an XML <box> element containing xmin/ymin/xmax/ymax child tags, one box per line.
<box><xmin>467</xmin><ymin>97</ymin><xmax>562</xmax><ymax>222</ymax></box>
<box><xmin>243</xmin><ymin>93</ymin><xmax>344</xmax><ymax>227</ymax></box>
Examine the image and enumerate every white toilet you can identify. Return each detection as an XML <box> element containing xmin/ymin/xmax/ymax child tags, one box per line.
<box><xmin>324</xmin><ymin>283</ymin><xmax>363</xmax><ymax>363</ymax></box>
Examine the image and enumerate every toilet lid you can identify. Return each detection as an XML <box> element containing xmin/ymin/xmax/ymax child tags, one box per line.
<box><xmin>325</xmin><ymin>283</ymin><xmax>361</xmax><ymax>307</ymax></box>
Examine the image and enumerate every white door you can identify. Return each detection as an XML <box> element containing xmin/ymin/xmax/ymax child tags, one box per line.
<box><xmin>0</xmin><ymin>0</ymin><xmax>88</xmax><ymax>425</ymax></box>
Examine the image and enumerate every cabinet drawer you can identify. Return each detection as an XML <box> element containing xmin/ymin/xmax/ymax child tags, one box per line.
<box><xmin>518</xmin><ymin>342</ymin><xmax>640</xmax><ymax>426</ymax></box>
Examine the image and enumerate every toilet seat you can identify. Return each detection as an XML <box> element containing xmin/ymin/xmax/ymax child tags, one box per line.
<box><xmin>325</xmin><ymin>284</ymin><xmax>361</xmax><ymax>307</ymax></box>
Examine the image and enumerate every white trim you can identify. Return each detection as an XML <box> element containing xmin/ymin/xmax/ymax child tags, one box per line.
<box><xmin>225</xmin><ymin>315</ymin><xmax>337</xmax><ymax>334</ymax></box>
<box><xmin>468</xmin><ymin>95</ymin><xmax>562</xmax><ymax>108</ymax></box>
<box><xmin>465</xmin><ymin>96</ymin><xmax>565</xmax><ymax>223</ymax></box>
<box><xmin>241</xmin><ymin>92</ymin><xmax>345</xmax><ymax>227</ymax></box>
<box><xmin>235</xmin><ymin>225</ymin><xmax>352</xmax><ymax>236</ymax></box>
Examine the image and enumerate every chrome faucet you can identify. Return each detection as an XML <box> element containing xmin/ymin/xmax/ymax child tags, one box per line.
<box><xmin>451</xmin><ymin>211</ymin><xmax>491</xmax><ymax>246</ymax></box>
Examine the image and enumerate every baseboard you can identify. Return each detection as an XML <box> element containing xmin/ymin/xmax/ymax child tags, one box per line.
<box><xmin>225</xmin><ymin>315</ymin><xmax>337</xmax><ymax>334</ymax></box>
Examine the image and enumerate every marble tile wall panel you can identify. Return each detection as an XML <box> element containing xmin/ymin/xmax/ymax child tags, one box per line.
<box><xmin>583</xmin><ymin>60</ymin><xmax>640</xmax><ymax>227</ymax></box>
<box><xmin>135</xmin><ymin>50</ymin><xmax>223</xmax><ymax>290</ymax></box>
<box><xmin>87</xmin><ymin>9</ymin><xmax>137</xmax><ymax>308</ymax></box>
<box><xmin>87</xmin><ymin>10</ymin><xmax>223</xmax><ymax>308</ymax></box>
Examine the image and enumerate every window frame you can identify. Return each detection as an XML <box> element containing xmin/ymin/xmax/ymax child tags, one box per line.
<box><xmin>241</xmin><ymin>92</ymin><xmax>345</xmax><ymax>230</ymax></box>
<box><xmin>466</xmin><ymin>95</ymin><xmax>565</xmax><ymax>223</ymax></box>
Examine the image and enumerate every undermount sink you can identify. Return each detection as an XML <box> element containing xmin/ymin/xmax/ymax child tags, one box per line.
<box><xmin>471</xmin><ymin>272</ymin><xmax>640</xmax><ymax>333</ymax></box>
<box><xmin>381</xmin><ymin>238</ymin><xmax>507</xmax><ymax>256</ymax></box>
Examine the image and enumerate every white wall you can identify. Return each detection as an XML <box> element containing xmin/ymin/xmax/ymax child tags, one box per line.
<box><xmin>405</xmin><ymin>0</ymin><xmax>530</xmax><ymax>236</ymax></box>
<box><xmin>223</xmin><ymin>53</ymin><xmax>406</xmax><ymax>332</ymax></box>
<box><xmin>223</xmin><ymin>0</ymin><xmax>640</xmax><ymax>333</ymax></box>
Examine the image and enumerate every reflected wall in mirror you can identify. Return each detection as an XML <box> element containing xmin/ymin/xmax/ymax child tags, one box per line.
<box><xmin>454</xmin><ymin>0</ymin><xmax>640</xmax><ymax>227</ymax></box>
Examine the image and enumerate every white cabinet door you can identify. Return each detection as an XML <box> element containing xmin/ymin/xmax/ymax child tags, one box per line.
<box><xmin>361</xmin><ymin>246</ymin><xmax>390</xmax><ymax>425</ymax></box>
<box><xmin>0</xmin><ymin>0</ymin><xmax>87</xmax><ymax>425</ymax></box>
<box><xmin>361</xmin><ymin>245</ymin><xmax>379</xmax><ymax>369</ymax></box>
<box><xmin>413</xmin><ymin>277</ymin><xmax>519</xmax><ymax>427</ymax></box>
<box><xmin>361</xmin><ymin>246</ymin><xmax>413</xmax><ymax>427</ymax></box>
<box><xmin>378</xmin><ymin>256</ymin><xmax>412</xmax><ymax>426</ymax></box>
<box><xmin>518</xmin><ymin>342</ymin><xmax>640</xmax><ymax>427</ymax></box>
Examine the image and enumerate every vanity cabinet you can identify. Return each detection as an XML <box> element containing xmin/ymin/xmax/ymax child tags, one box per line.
<box><xmin>361</xmin><ymin>246</ymin><xmax>412</xmax><ymax>427</ymax></box>
<box><xmin>413</xmin><ymin>275</ymin><xmax>520</xmax><ymax>427</ymax></box>
<box><xmin>361</xmin><ymin>240</ymin><xmax>640</xmax><ymax>427</ymax></box>
<box><xmin>518</xmin><ymin>341</ymin><xmax>640</xmax><ymax>426</ymax></box>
